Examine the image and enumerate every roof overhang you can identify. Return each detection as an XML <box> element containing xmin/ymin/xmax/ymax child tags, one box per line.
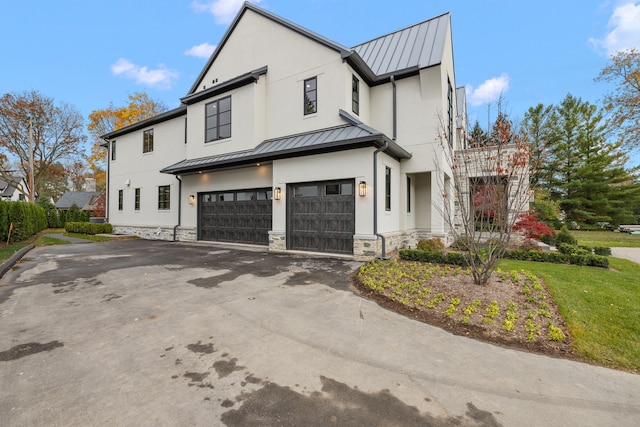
<box><xmin>100</xmin><ymin>105</ymin><xmax>187</xmax><ymax>141</ymax></box>
<box><xmin>161</xmin><ymin>113</ymin><xmax>411</xmax><ymax>176</ymax></box>
<box><xmin>181</xmin><ymin>66</ymin><xmax>267</xmax><ymax>105</ymax></box>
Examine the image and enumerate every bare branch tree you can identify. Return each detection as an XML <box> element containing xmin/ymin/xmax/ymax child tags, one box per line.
<box><xmin>435</xmin><ymin>107</ymin><xmax>532</xmax><ymax>286</ymax></box>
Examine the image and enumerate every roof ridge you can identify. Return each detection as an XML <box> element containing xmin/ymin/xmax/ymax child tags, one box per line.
<box><xmin>352</xmin><ymin>11</ymin><xmax>450</xmax><ymax>49</ymax></box>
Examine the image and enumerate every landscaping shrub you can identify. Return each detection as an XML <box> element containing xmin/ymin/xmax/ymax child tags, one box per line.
<box><xmin>1</xmin><ymin>200</ymin><xmax>47</xmax><ymax>243</ymax></box>
<box><xmin>399</xmin><ymin>249</ymin><xmax>469</xmax><ymax>266</ymax></box>
<box><xmin>65</xmin><ymin>222</ymin><xmax>112</xmax><ymax>235</ymax></box>
<box><xmin>416</xmin><ymin>238</ymin><xmax>444</xmax><ymax>252</ymax></box>
<box><xmin>513</xmin><ymin>212</ymin><xmax>554</xmax><ymax>241</ymax></box>
<box><xmin>593</xmin><ymin>246</ymin><xmax>612</xmax><ymax>256</ymax></box>
<box><xmin>555</xmin><ymin>226</ymin><xmax>578</xmax><ymax>246</ymax></box>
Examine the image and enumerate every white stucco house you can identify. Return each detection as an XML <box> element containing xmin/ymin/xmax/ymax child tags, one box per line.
<box><xmin>102</xmin><ymin>2</ymin><xmax>467</xmax><ymax>259</ymax></box>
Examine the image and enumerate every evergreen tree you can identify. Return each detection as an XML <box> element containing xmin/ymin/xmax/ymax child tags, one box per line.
<box><xmin>540</xmin><ymin>94</ymin><xmax>640</xmax><ymax>227</ymax></box>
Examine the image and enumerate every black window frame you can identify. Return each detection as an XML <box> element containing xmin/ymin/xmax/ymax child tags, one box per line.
<box><xmin>134</xmin><ymin>188</ymin><xmax>141</xmax><ymax>211</ymax></box>
<box><xmin>118</xmin><ymin>189</ymin><xmax>123</xmax><ymax>211</ymax></box>
<box><xmin>447</xmin><ymin>78</ymin><xmax>454</xmax><ymax>147</ymax></box>
<box><xmin>406</xmin><ymin>176</ymin><xmax>411</xmax><ymax>213</ymax></box>
<box><xmin>143</xmin><ymin>129</ymin><xmax>154</xmax><ymax>153</ymax></box>
<box><xmin>111</xmin><ymin>140</ymin><xmax>117</xmax><ymax>161</ymax></box>
<box><xmin>385</xmin><ymin>167</ymin><xmax>391</xmax><ymax>211</ymax></box>
<box><xmin>304</xmin><ymin>77</ymin><xmax>317</xmax><ymax>115</ymax></box>
<box><xmin>158</xmin><ymin>185</ymin><xmax>171</xmax><ymax>210</ymax></box>
<box><xmin>205</xmin><ymin>96</ymin><xmax>232</xmax><ymax>143</ymax></box>
<box><xmin>352</xmin><ymin>75</ymin><xmax>360</xmax><ymax>115</ymax></box>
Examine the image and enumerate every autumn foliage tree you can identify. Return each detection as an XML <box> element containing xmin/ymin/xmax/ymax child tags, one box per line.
<box><xmin>596</xmin><ymin>48</ymin><xmax>640</xmax><ymax>152</ymax></box>
<box><xmin>87</xmin><ymin>92</ymin><xmax>168</xmax><ymax>175</ymax></box>
<box><xmin>0</xmin><ymin>90</ymin><xmax>86</xmax><ymax>200</ymax></box>
<box><xmin>438</xmin><ymin>110</ymin><xmax>532</xmax><ymax>286</ymax></box>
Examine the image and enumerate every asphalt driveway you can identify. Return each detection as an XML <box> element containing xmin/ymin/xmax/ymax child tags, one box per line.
<box><xmin>1</xmin><ymin>240</ymin><xmax>639</xmax><ymax>426</ymax></box>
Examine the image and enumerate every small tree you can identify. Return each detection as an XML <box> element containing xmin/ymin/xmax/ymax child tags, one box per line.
<box><xmin>436</xmin><ymin>109</ymin><xmax>532</xmax><ymax>285</ymax></box>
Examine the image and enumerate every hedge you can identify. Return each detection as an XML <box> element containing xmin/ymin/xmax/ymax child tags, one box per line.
<box><xmin>65</xmin><ymin>222</ymin><xmax>113</xmax><ymax>235</ymax></box>
<box><xmin>0</xmin><ymin>200</ymin><xmax>48</xmax><ymax>243</ymax></box>
<box><xmin>399</xmin><ymin>248</ymin><xmax>609</xmax><ymax>269</ymax></box>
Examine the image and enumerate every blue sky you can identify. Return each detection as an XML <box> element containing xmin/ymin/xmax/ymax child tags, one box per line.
<box><xmin>2</xmin><ymin>0</ymin><xmax>639</xmax><ymax>164</ymax></box>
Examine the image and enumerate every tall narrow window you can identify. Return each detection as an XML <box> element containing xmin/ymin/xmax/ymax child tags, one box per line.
<box><xmin>158</xmin><ymin>185</ymin><xmax>171</xmax><ymax>210</ymax></box>
<box><xmin>118</xmin><ymin>190</ymin><xmax>123</xmax><ymax>211</ymax></box>
<box><xmin>406</xmin><ymin>176</ymin><xmax>411</xmax><ymax>213</ymax></box>
<box><xmin>134</xmin><ymin>188</ymin><xmax>141</xmax><ymax>211</ymax></box>
<box><xmin>447</xmin><ymin>78</ymin><xmax>454</xmax><ymax>147</ymax></box>
<box><xmin>205</xmin><ymin>96</ymin><xmax>231</xmax><ymax>142</ymax></box>
<box><xmin>111</xmin><ymin>140</ymin><xmax>117</xmax><ymax>161</ymax></box>
<box><xmin>385</xmin><ymin>167</ymin><xmax>391</xmax><ymax>211</ymax></box>
<box><xmin>143</xmin><ymin>129</ymin><xmax>154</xmax><ymax>153</ymax></box>
<box><xmin>304</xmin><ymin>77</ymin><xmax>317</xmax><ymax>115</ymax></box>
<box><xmin>352</xmin><ymin>75</ymin><xmax>360</xmax><ymax>115</ymax></box>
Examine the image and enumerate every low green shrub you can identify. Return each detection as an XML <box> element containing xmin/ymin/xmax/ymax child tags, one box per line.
<box><xmin>416</xmin><ymin>238</ymin><xmax>444</xmax><ymax>252</ymax></box>
<box><xmin>399</xmin><ymin>249</ymin><xmax>469</xmax><ymax>266</ymax></box>
<box><xmin>555</xmin><ymin>226</ymin><xmax>578</xmax><ymax>246</ymax></box>
<box><xmin>65</xmin><ymin>222</ymin><xmax>113</xmax><ymax>235</ymax></box>
<box><xmin>593</xmin><ymin>246</ymin><xmax>612</xmax><ymax>256</ymax></box>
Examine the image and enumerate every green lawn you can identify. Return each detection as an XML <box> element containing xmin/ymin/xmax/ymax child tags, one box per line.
<box><xmin>571</xmin><ymin>230</ymin><xmax>640</xmax><ymax>248</ymax></box>
<box><xmin>500</xmin><ymin>257</ymin><xmax>640</xmax><ymax>372</ymax></box>
<box><xmin>0</xmin><ymin>243</ymin><xmax>31</xmax><ymax>263</ymax></box>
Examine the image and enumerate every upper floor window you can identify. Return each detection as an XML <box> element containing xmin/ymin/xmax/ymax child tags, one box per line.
<box><xmin>111</xmin><ymin>140</ymin><xmax>117</xmax><ymax>161</ymax></box>
<box><xmin>205</xmin><ymin>96</ymin><xmax>231</xmax><ymax>142</ymax></box>
<box><xmin>447</xmin><ymin>78</ymin><xmax>454</xmax><ymax>147</ymax></box>
<box><xmin>406</xmin><ymin>176</ymin><xmax>411</xmax><ymax>213</ymax></box>
<box><xmin>352</xmin><ymin>75</ymin><xmax>360</xmax><ymax>115</ymax></box>
<box><xmin>134</xmin><ymin>188</ymin><xmax>141</xmax><ymax>211</ymax></box>
<box><xmin>158</xmin><ymin>185</ymin><xmax>171</xmax><ymax>210</ymax></box>
<box><xmin>385</xmin><ymin>167</ymin><xmax>391</xmax><ymax>211</ymax></box>
<box><xmin>304</xmin><ymin>77</ymin><xmax>317</xmax><ymax>115</ymax></box>
<box><xmin>143</xmin><ymin>129</ymin><xmax>154</xmax><ymax>153</ymax></box>
<box><xmin>118</xmin><ymin>189</ymin><xmax>123</xmax><ymax>211</ymax></box>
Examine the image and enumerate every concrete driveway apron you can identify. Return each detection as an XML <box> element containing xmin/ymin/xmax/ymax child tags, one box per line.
<box><xmin>1</xmin><ymin>240</ymin><xmax>638</xmax><ymax>426</ymax></box>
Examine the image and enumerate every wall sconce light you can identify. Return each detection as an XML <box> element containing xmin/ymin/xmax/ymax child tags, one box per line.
<box><xmin>359</xmin><ymin>181</ymin><xmax>367</xmax><ymax>197</ymax></box>
<box><xmin>274</xmin><ymin>187</ymin><xmax>282</xmax><ymax>200</ymax></box>
<box><xmin>188</xmin><ymin>195</ymin><xmax>196</xmax><ymax>205</ymax></box>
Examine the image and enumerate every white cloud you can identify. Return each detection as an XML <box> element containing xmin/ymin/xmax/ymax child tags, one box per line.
<box><xmin>466</xmin><ymin>74</ymin><xmax>510</xmax><ymax>107</ymax></box>
<box><xmin>184</xmin><ymin>42</ymin><xmax>217</xmax><ymax>58</ymax></box>
<box><xmin>110</xmin><ymin>58</ymin><xmax>179</xmax><ymax>89</ymax></box>
<box><xmin>590</xmin><ymin>1</ymin><xmax>640</xmax><ymax>55</ymax></box>
<box><xmin>190</xmin><ymin>0</ymin><xmax>262</xmax><ymax>25</ymax></box>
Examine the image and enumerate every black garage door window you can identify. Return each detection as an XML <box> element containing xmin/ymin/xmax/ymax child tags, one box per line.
<box><xmin>287</xmin><ymin>180</ymin><xmax>355</xmax><ymax>254</ymax></box>
<box><xmin>199</xmin><ymin>188</ymin><xmax>272</xmax><ymax>245</ymax></box>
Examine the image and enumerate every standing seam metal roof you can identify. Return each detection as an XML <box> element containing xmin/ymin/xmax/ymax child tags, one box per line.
<box><xmin>352</xmin><ymin>13</ymin><xmax>449</xmax><ymax>76</ymax></box>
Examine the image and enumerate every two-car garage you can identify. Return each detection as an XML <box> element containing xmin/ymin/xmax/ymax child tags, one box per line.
<box><xmin>198</xmin><ymin>179</ymin><xmax>355</xmax><ymax>254</ymax></box>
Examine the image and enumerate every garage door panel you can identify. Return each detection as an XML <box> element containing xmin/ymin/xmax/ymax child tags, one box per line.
<box><xmin>287</xmin><ymin>180</ymin><xmax>355</xmax><ymax>255</ymax></box>
<box><xmin>198</xmin><ymin>189</ymin><xmax>272</xmax><ymax>246</ymax></box>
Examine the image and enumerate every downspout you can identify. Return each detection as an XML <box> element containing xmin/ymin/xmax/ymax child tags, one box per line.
<box><xmin>173</xmin><ymin>175</ymin><xmax>182</xmax><ymax>241</ymax></box>
<box><xmin>391</xmin><ymin>75</ymin><xmax>397</xmax><ymax>141</ymax></box>
<box><xmin>373</xmin><ymin>141</ymin><xmax>389</xmax><ymax>259</ymax></box>
<box><xmin>372</xmin><ymin>75</ymin><xmax>397</xmax><ymax>259</ymax></box>
<box><xmin>102</xmin><ymin>138</ymin><xmax>110</xmax><ymax>224</ymax></box>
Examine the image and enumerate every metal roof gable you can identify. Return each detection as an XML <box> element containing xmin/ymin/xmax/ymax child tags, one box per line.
<box><xmin>351</xmin><ymin>13</ymin><xmax>450</xmax><ymax>77</ymax></box>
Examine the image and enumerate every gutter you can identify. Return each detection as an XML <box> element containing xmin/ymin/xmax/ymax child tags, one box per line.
<box><xmin>173</xmin><ymin>175</ymin><xmax>182</xmax><ymax>241</ymax></box>
<box><xmin>102</xmin><ymin>138</ymin><xmax>110</xmax><ymax>223</ymax></box>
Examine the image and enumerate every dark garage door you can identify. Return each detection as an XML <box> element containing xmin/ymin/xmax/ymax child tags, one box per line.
<box><xmin>199</xmin><ymin>188</ymin><xmax>272</xmax><ymax>245</ymax></box>
<box><xmin>287</xmin><ymin>180</ymin><xmax>355</xmax><ymax>254</ymax></box>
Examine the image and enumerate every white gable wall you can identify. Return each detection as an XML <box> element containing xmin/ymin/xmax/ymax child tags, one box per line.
<box><xmin>108</xmin><ymin>115</ymin><xmax>185</xmax><ymax>227</ymax></box>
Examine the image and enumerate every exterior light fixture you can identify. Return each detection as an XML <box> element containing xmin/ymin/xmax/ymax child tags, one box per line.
<box><xmin>274</xmin><ymin>187</ymin><xmax>282</xmax><ymax>200</ymax></box>
<box><xmin>188</xmin><ymin>195</ymin><xmax>196</xmax><ymax>205</ymax></box>
<box><xmin>359</xmin><ymin>181</ymin><xmax>367</xmax><ymax>197</ymax></box>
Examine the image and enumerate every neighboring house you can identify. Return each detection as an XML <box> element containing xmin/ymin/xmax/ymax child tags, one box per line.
<box><xmin>0</xmin><ymin>178</ymin><xmax>28</xmax><ymax>201</ymax></box>
<box><xmin>102</xmin><ymin>2</ymin><xmax>467</xmax><ymax>259</ymax></box>
<box><xmin>55</xmin><ymin>191</ymin><xmax>102</xmax><ymax>214</ymax></box>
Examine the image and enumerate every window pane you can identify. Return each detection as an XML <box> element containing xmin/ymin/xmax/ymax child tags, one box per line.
<box><xmin>206</xmin><ymin>116</ymin><xmax>217</xmax><ymax>129</ymax></box>
<box><xmin>256</xmin><ymin>190</ymin><xmax>272</xmax><ymax>200</ymax></box>
<box><xmin>219</xmin><ymin>96</ymin><xmax>231</xmax><ymax>111</ymax></box>
<box><xmin>219</xmin><ymin>192</ymin><xmax>234</xmax><ymax>202</ymax></box>
<box><xmin>206</xmin><ymin>128</ymin><xmax>217</xmax><ymax>142</ymax></box>
<box><xmin>325</xmin><ymin>184</ymin><xmax>340</xmax><ymax>195</ymax></box>
<box><xmin>294</xmin><ymin>185</ymin><xmax>318</xmax><ymax>197</ymax></box>
<box><xmin>219</xmin><ymin>124</ymin><xmax>231</xmax><ymax>139</ymax></box>
<box><xmin>206</xmin><ymin>103</ymin><xmax>217</xmax><ymax>116</ymax></box>
<box><xmin>219</xmin><ymin>111</ymin><xmax>231</xmax><ymax>126</ymax></box>
<box><xmin>305</xmin><ymin>78</ymin><xmax>316</xmax><ymax>91</ymax></box>
<box><xmin>236</xmin><ymin>191</ymin><xmax>254</xmax><ymax>201</ymax></box>
<box><xmin>341</xmin><ymin>183</ymin><xmax>353</xmax><ymax>195</ymax></box>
